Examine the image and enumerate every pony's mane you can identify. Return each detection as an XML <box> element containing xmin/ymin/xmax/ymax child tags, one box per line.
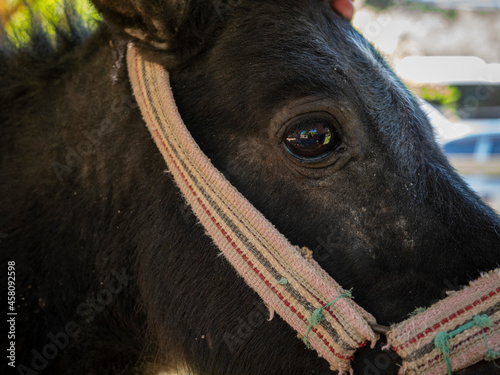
<box><xmin>0</xmin><ymin>4</ymin><xmax>97</xmax><ymax>88</ymax></box>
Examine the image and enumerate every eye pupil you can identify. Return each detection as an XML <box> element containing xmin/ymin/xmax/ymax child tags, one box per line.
<box><xmin>285</xmin><ymin>118</ymin><xmax>338</xmax><ymax>159</ymax></box>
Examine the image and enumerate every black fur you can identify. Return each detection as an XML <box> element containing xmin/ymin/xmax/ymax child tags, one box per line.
<box><xmin>1</xmin><ymin>1</ymin><xmax>499</xmax><ymax>374</ymax></box>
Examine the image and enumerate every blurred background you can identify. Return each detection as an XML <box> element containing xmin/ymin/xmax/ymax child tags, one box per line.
<box><xmin>1</xmin><ymin>0</ymin><xmax>499</xmax><ymax>211</ymax></box>
<box><xmin>352</xmin><ymin>0</ymin><xmax>500</xmax><ymax>212</ymax></box>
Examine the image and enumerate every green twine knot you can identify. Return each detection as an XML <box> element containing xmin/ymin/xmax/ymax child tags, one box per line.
<box><xmin>434</xmin><ymin>314</ymin><xmax>499</xmax><ymax>375</ymax></box>
<box><xmin>485</xmin><ymin>350</ymin><xmax>500</xmax><ymax>362</ymax></box>
<box><xmin>473</xmin><ymin>315</ymin><xmax>500</xmax><ymax>362</ymax></box>
<box><xmin>277</xmin><ymin>277</ymin><xmax>288</xmax><ymax>285</ymax></box>
<box><xmin>301</xmin><ymin>289</ymin><xmax>354</xmax><ymax>349</ymax></box>
<box><xmin>434</xmin><ymin>332</ymin><xmax>451</xmax><ymax>354</ymax></box>
<box><xmin>309</xmin><ymin>307</ymin><xmax>324</xmax><ymax>327</ymax></box>
<box><xmin>409</xmin><ymin>307</ymin><xmax>427</xmax><ymax>317</ymax></box>
<box><xmin>434</xmin><ymin>332</ymin><xmax>453</xmax><ymax>373</ymax></box>
<box><xmin>472</xmin><ymin>314</ymin><xmax>493</xmax><ymax>328</ymax></box>
<box><xmin>343</xmin><ymin>289</ymin><xmax>353</xmax><ymax>299</ymax></box>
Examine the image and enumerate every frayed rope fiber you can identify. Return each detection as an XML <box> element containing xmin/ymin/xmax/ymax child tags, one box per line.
<box><xmin>435</xmin><ymin>314</ymin><xmax>500</xmax><ymax>375</ymax></box>
<box><xmin>387</xmin><ymin>269</ymin><xmax>500</xmax><ymax>375</ymax></box>
<box><xmin>303</xmin><ymin>289</ymin><xmax>354</xmax><ymax>348</ymax></box>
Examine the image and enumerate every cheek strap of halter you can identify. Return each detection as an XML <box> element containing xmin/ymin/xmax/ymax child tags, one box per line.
<box><xmin>127</xmin><ymin>43</ymin><xmax>377</xmax><ymax>375</ymax></box>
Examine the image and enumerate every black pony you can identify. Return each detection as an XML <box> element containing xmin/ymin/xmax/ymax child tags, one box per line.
<box><xmin>1</xmin><ymin>1</ymin><xmax>499</xmax><ymax>374</ymax></box>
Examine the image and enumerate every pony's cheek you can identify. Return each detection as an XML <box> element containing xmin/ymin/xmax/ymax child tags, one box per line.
<box><xmin>330</xmin><ymin>0</ymin><xmax>354</xmax><ymax>21</ymax></box>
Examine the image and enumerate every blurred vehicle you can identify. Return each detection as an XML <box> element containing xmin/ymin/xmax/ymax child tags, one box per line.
<box><xmin>442</xmin><ymin>133</ymin><xmax>500</xmax><ymax>212</ymax></box>
<box><xmin>443</xmin><ymin>132</ymin><xmax>500</xmax><ymax>175</ymax></box>
<box><xmin>400</xmin><ymin>54</ymin><xmax>500</xmax><ymax>212</ymax></box>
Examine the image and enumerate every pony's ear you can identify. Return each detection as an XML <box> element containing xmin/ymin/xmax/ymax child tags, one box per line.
<box><xmin>91</xmin><ymin>0</ymin><xmax>224</xmax><ymax>67</ymax></box>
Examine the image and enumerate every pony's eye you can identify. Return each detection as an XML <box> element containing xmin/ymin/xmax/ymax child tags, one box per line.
<box><xmin>284</xmin><ymin>114</ymin><xmax>341</xmax><ymax>160</ymax></box>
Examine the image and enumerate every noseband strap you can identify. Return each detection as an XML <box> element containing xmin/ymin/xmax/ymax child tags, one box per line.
<box><xmin>127</xmin><ymin>45</ymin><xmax>500</xmax><ymax>374</ymax></box>
<box><xmin>388</xmin><ymin>269</ymin><xmax>500</xmax><ymax>374</ymax></box>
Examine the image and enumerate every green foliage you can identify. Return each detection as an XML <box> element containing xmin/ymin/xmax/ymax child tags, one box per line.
<box><xmin>401</xmin><ymin>1</ymin><xmax>458</xmax><ymax>20</ymax></box>
<box><xmin>364</xmin><ymin>0</ymin><xmax>396</xmax><ymax>11</ymax></box>
<box><xmin>420</xmin><ymin>85</ymin><xmax>461</xmax><ymax>116</ymax></box>
<box><xmin>5</xmin><ymin>0</ymin><xmax>100</xmax><ymax>45</ymax></box>
<box><xmin>363</xmin><ymin>0</ymin><xmax>458</xmax><ymax>19</ymax></box>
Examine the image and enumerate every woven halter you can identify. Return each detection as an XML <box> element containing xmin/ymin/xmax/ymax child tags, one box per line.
<box><xmin>127</xmin><ymin>45</ymin><xmax>500</xmax><ymax>374</ymax></box>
